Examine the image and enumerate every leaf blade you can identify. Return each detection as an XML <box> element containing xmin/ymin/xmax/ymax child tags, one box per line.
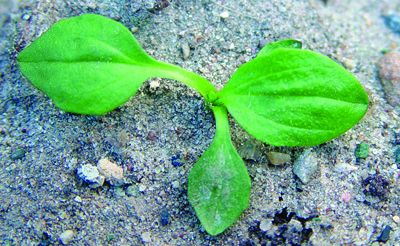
<box><xmin>18</xmin><ymin>14</ymin><xmax>159</xmax><ymax>115</ymax></box>
<box><xmin>188</xmin><ymin>106</ymin><xmax>251</xmax><ymax>235</ymax></box>
<box><xmin>218</xmin><ymin>48</ymin><xmax>369</xmax><ymax>146</ymax></box>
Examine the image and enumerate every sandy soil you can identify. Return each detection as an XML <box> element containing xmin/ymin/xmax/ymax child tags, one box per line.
<box><xmin>1</xmin><ymin>0</ymin><xmax>400</xmax><ymax>245</ymax></box>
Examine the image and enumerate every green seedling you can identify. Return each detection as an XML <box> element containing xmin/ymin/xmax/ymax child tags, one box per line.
<box><xmin>17</xmin><ymin>14</ymin><xmax>369</xmax><ymax>235</ymax></box>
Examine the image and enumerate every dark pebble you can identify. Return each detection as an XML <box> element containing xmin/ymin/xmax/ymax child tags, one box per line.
<box><xmin>377</xmin><ymin>225</ymin><xmax>391</xmax><ymax>242</ymax></box>
<box><xmin>171</xmin><ymin>154</ymin><xmax>184</xmax><ymax>167</ymax></box>
<box><xmin>160</xmin><ymin>209</ymin><xmax>170</xmax><ymax>225</ymax></box>
<box><xmin>383</xmin><ymin>14</ymin><xmax>400</xmax><ymax>33</ymax></box>
<box><xmin>362</xmin><ymin>175</ymin><xmax>389</xmax><ymax>197</ymax></box>
<box><xmin>10</xmin><ymin>148</ymin><xmax>26</xmax><ymax>160</ymax></box>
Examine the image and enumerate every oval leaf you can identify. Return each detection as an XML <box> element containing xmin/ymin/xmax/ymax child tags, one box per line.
<box><xmin>17</xmin><ymin>14</ymin><xmax>161</xmax><ymax>115</ymax></box>
<box><xmin>217</xmin><ymin>48</ymin><xmax>369</xmax><ymax>146</ymax></box>
<box><xmin>188</xmin><ymin>106</ymin><xmax>251</xmax><ymax>235</ymax></box>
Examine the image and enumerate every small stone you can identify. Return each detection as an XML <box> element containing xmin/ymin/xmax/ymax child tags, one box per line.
<box><xmin>354</xmin><ymin>143</ymin><xmax>369</xmax><ymax>159</ymax></box>
<box><xmin>149</xmin><ymin>81</ymin><xmax>160</xmax><ymax>91</ymax></box>
<box><xmin>293</xmin><ymin>149</ymin><xmax>318</xmax><ymax>184</ymax></box>
<box><xmin>342</xmin><ymin>57</ymin><xmax>356</xmax><ymax>70</ymax></box>
<box><xmin>138</xmin><ymin>184</ymin><xmax>146</xmax><ymax>192</ymax></box>
<box><xmin>77</xmin><ymin>164</ymin><xmax>105</xmax><ymax>188</ymax></box>
<box><xmin>393</xmin><ymin>215</ymin><xmax>400</xmax><ymax>224</ymax></box>
<box><xmin>377</xmin><ymin>225</ymin><xmax>391</xmax><ymax>242</ymax></box>
<box><xmin>171</xmin><ymin>232</ymin><xmax>178</xmax><ymax>239</ymax></box>
<box><xmin>238</xmin><ymin>138</ymin><xmax>263</xmax><ymax>161</ymax></box>
<box><xmin>107</xmin><ymin>234</ymin><xmax>115</xmax><ymax>242</ymax></box>
<box><xmin>141</xmin><ymin>232</ymin><xmax>151</xmax><ymax>243</ymax></box>
<box><xmin>131</xmin><ymin>26</ymin><xmax>138</xmax><ymax>33</ymax></box>
<box><xmin>97</xmin><ymin>159</ymin><xmax>124</xmax><ymax>186</ymax></box>
<box><xmin>74</xmin><ymin>196</ymin><xmax>82</xmax><ymax>203</ymax></box>
<box><xmin>160</xmin><ymin>209</ymin><xmax>170</xmax><ymax>225</ymax></box>
<box><xmin>220</xmin><ymin>11</ymin><xmax>229</xmax><ymax>19</ymax></box>
<box><xmin>228</xmin><ymin>43</ymin><xmax>235</xmax><ymax>50</ymax></box>
<box><xmin>21</xmin><ymin>13</ymin><xmax>31</xmax><ymax>21</ymax></box>
<box><xmin>171</xmin><ymin>154</ymin><xmax>184</xmax><ymax>167</ymax></box>
<box><xmin>259</xmin><ymin>219</ymin><xmax>273</xmax><ymax>231</ymax></box>
<box><xmin>171</xmin><ymin>180</ymin><xmax>180</xmax><ymax>189</ymax></box>
<box><xmin>181</xmin><ymin>42</ymin><xmax>190</xmax><ymax>60</ymax></box>
<box><xmin>340</xmin><ymin>192</ymin><xmax>351</xmax><ymax>203</ymax></box>
<box><xmin>377</xmin><ymin>51</ymin><xmax>400</xmax><ymax>107</ymax></box>
<box><xmin>126</xmin><ymin>185</ymin><xmax>139</xmax><ymax>197</ymax></box>
<box><xmin>383</xmin><ymin>14</ymin><xmax>400</xmax><ymax>33</ymax></box>
<box><xmin>59</xmin><ymin>230</ymin><xmax>74</xmax><ymax>245</ymax></box>
<box><xmin>267</xmin><ymin>152</ymin><xmax>290</xmax><ymax>165</ymax></box>
<box><xmin>10</xmin><ymin>148</ymin><xmax>25</xmax><ymax>160</ymax></box>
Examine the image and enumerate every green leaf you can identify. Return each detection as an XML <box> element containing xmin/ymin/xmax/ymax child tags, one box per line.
<box><xmin>188</xmin><ymin>106</ymin><xmax>251</xmax><ymax>235</ymax></box>
<box><xmin>18</xmin><ymin>14</ymin><xmax>217</xmax><ymax>115</ymax></box>
<box><xmin>257</xmin><ymin>39</ymin><xmax>302</xmax><ymax>57</ymax></box>
<box><xmin>18</xmin><ymin>14</ymin><xmax>160</xmax><ymax>115</ymax></box>
<box><xmin>217</xmin><ymin>48</ymin><xmax>369</xmax><ymax>146</ymax></box>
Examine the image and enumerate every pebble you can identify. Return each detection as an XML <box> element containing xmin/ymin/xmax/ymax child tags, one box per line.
<box><xmin>354</xmin><ymin>143</ymin><xmax>369</xmax><ymax>159</ymax></box>
<box><xmin>220</xmin><ymin>11</ymin><xmax>229</xmax><ymax>19</ymax></box>
<box><xmin>293</xmin><ymin>149</ymin><xmax>318</xmax><ymax>184</ymax></box>
<box><xmin>340</xmin><ymin>192</ymin><xmax>351</xmax><ymax>203</ymax></box>
<box><xmin>259</xmin><ymin>219</ymin><xmax>273</xmax><ymax>231</ymax></box>
<box><xmin>160</xmin><ymin>209</ymin><xmax>170</xmax><ymax>225</ymax></box>
<box><xmin>21</xmin><ymin>13</ymin><xmax>31</xmax><ymax>21</ymax></box>
<box><xmin>59</xmin><ymin>230</ymin><xmax>74</xmax><ymax>245</ymax></box>
<box><xmin>377</xmin><ymin>51</ymin><xmax>400</xmax><ymax>107</ymax></box>
<box><xmin>138</xmin><ymin>184</ymin><xmax>147</xmax><ymax>192</ymax></box>
<box><xmin>238</xmin><ymin>138</ymin><xmax>263</xmax><ymax>161</ymax></box>
<box><xmin>181</xmin><ymin>42</ymin><xmax>190</xmax><ymax>60</ymax></box>
<box><xmin>10</xmin><ymin>148</ymin><xmax>25</xmax><ymax>160</ymax></box>
<box><xmin>393</xmin><ymin>215</ymin><xmax>400</xmax><ymax>224</ymax></box>
<box><xmin>74</xmin><ymin>196</ymin><xmax>82</xmax><ymax>203</ymax></box>
<box><xmin>377</xmin><ymin>225</ymin><xmax>391</xmax><ymax>242</ymax></box>
<box><xmin>383</xmin><ymin>14</ymin><xmax>400</xmax><ymax>33</ymax></box>
<box><xmin>97</xmin><ymin>159</ymin><xmax>124</xmax><ymax>186</ymax></box>
<box><xmin>171</xmin><ymin>180</ymin><xmax>180</xmax><ymax>189</ymax></box>
<box><xmin>77</xmin><ymin>164</ymin><xmax>105</xmax><ymax>188</ymax></box>
<box><xmin>267</xmin><ymin>152</ymin><xmax>291</xmax><ymax>165</ymax></box>
<box><xmin>126</xmin><ymin>185</ymin><xmax>139</xmax><ymax>197</ymax></box>
<box><xmin>141</xmin><ymin>232</ymin><xmax>151</xmax><ymax>243</ymax></box>
<box><xmin>131</xmin><ymin>26</ymin><xmax>139</xmax><ymax>33</ymax></box>
<box><xmin>341</xmin><ymin>57</ymin><xmax>356</xmax><ymax>70</ymax></box>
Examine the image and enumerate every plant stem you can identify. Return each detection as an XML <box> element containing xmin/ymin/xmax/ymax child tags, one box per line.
<box><xmin>153</xmin><ymin>61</ymin><xmax>218</xmax><ymax>102</ymax></box>
<box><xmin>211</xmin><ymin>105</ymin><xmax>230</xmax><ymax>139</ymax></box>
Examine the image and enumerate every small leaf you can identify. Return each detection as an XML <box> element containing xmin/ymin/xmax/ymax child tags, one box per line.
<box><xmin>188</xmin><ymin>106</ymin><xmax>251</xmax><ymax>235</ymax></box>
<box><xmin>18</xmin><ymin>14</ymin><xmax>162</xmax><ymax>115</ymax></box>
<box><xmin>218</xmin><ymin>48</ymin><xmax>369</xmax><ymax>146</ymax></box>
<box><xmin>257</xmin><ymin>39</ymin><xmax>302</xmax><ymax>57</ymax></box>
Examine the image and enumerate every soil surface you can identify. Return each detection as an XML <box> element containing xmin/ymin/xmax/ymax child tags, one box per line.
<box><xmin>1</xmin><ymin>0</ymin><xmax>400</xmax><ymax>245</ymax></box>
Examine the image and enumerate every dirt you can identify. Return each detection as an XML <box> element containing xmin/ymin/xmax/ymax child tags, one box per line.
<box><xmin>1</xmin><ymin>0</ymin><xmax>400</xmax><ymax>245</ymax></box>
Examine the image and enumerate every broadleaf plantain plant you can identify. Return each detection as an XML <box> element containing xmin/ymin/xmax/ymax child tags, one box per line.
<box><xmin>17</xmin><ymin>14</ymin><xmax>368</xmax><ymax>235</ymax></box>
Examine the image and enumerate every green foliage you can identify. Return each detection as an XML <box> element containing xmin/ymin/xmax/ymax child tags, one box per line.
<box><xmin>17</xmin><ymin>14</ymin><xmax>369</xmax><ymax>235</ymax></box>
<box><xmin>218</xmin><ymin>48</ymin><xmax>369</xmax><ymax>146</ymax></box>
<box><xmin>188</xmin><ymin>106</ymin><xmax>251</xmax><ymax>235</ymax></box>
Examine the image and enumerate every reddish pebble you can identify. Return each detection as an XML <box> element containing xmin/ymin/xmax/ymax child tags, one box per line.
<box><xmin>340</xmin><ymin>192</ymin><xmax>351</xmax><ymax>203</ymax></box>
<box><xmin>378</xmin><ymin>51</ymin><xmax>400</xmax><ymax>107</ymax></box>
<box><xmin>147</xmin><ymin>131</ymin><xmax>156</xmax><ymax>139</ymax></box>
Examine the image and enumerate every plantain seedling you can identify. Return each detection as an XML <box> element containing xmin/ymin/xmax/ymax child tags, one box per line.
<box><xmin>17</xmin><ymin>14</ymin><xmax>369</xmax><ymax>235</ymax></box>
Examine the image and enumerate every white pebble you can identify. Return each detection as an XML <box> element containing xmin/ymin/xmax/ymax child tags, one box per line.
<box><xmin>220</xmin><ymin>11</ymin><xmax>229</xmax><ymax>19</ymax></box>
<box><xmin>393</xmin><ymin>215</ymin><xmax>400</xmax><ymax>224</ymax></box>
<box><xmin>59</xmin><ymin>230</ymin><xmax>74</xmax><ymax>245</ymax></box>
<box><xmin>141</xmin><ymin>232</ymin><xmax>151</xmax><ymax>243</ymax></box>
